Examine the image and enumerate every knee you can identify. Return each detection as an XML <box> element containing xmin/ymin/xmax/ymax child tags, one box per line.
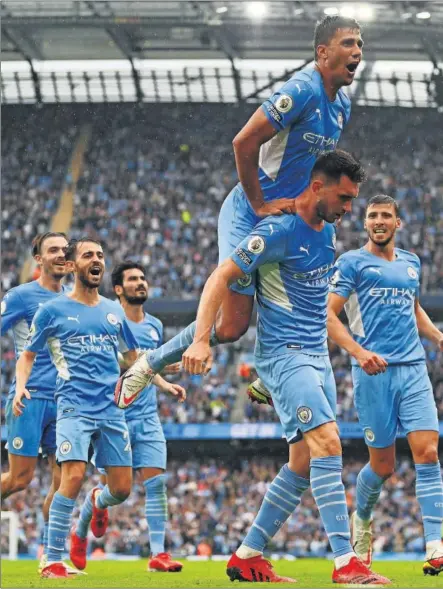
<box><xmin>62</xmin><ymin>466</ymin><xmax>85</xmax><ymax>491</ymax></box>
<box><xmin>109</xmin><ymin>485</ymin><xmax>131</xmax><ymax>502</ymax></box>
<box><xmin>371</xmin><ymin>461</ymin><xmax>395</xmax><ymax>480</ymax></box>
<box><xmin>307</xmin><ymin>423</ymin><xmax>342</xmax><ymax>457</ymax></box>
<box><xmin>413</xmin><ymin>444</ymin><xmax>439</xmax><ymax>465</ymax></box>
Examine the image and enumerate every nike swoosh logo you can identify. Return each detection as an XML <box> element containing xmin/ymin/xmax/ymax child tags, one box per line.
<box><xmin>123</xmin><ymin>391</ymin><xmax>139</xmax><ymax>406</ymax></box>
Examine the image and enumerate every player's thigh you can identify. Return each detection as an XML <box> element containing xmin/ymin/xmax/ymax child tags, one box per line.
<box><xmin>5</xmin><ymin>396</ymin><xmax>46</xmax><ymax>458</ymax></box>
<box><xmin>397</xmin><ymin>363</ymin><xmax>439</xmax><ymax>437</ymax></box>
<box><xmin>128</xmin><ymin>419</ymin><xmax>167</xmax><ymax>471</ymax></box>
<box><xmin>218</xmin><ymin>184</ymin><xmax>259</xmax><ymax>297</ymax></box>
<box><xmin>56</xmin><ymin>415</ymin><xmax>97</xmax><ymax>464</ymax></box>
<box><xmin>352</xmin><ymin>366</ymin><xmax>398</xmax><ymax>448</ymax></box>
<box><xmin>41</xmin><ymin>400</ymin><xmax>57</xmax><ymax>458</ymax></box>
<box><xmin>256</xmin><ymin>353</ymin><xmax>336</xmax><ymax>444</ymax></box>
<box><xmin>95</xmin><ymin>419</ymin><xmax>132</xmax><ymax>469</ymax></box>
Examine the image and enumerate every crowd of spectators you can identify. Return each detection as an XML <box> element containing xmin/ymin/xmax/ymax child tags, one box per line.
<box><xmin>2</xmin><ymin>104</ymin><xmax>442</xmax><ymax>298</ymax></box>
<box><xmin>2</xmin><ymin>455</ymin><xmax>435</xmax><ymax>558</ymax></box>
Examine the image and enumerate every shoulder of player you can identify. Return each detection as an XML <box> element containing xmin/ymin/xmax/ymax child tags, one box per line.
<box><xmin>99</xmin><ymin>296</ymin><xmax>125</xmax><ymax>316</ymax></box>
<box><xmin>253</xmin><ymin>214</ymin><xmax>295</xmax><ymax>236</ymax></box>
<box><xmin>284</xmin><ymin>70</ymin><xmax>318</xmax><ymax>99</ymax></box>
<box><xmin>395</xmin><ymin>248</ymin><xmax>420</xmax><ymax>265</ymax></box>
<box><xmin>5</xmin><ymin>280</ymin><xmax>37</xmax><ymax>301</ymax></box>
<box><xmin>337</xmin><ymin>88</ymin><xmax>351</xmax><ymax>110</ymax></box>
<box><xmin>335</xmin><ymin>248</ymin><xmax>363</xmax><ymax>267</ymax></box>
<box><xmin>143</xmin><ymin>312</ymin><xmax>163</xmax><ymax>331</ymax></box>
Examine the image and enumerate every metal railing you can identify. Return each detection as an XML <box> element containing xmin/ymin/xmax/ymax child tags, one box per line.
<box><xmin>1</xmin><ymin>64</ymin><xmax>438</xmax><ymax>108</ymax></box>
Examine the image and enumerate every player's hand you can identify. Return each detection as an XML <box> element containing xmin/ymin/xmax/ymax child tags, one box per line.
<box><xmin>12</xmin><ymin>388</ymin><xmax>31</xmax><ymax>416</ymax></box>
<box><xmin>355</xmin><ymin>349</ymin><xmax>388</xmax><ymax>375</ymax></box>
<box><xmin>254</xmin><ymin>198</ymin><xmax>297</xmax><ymax>217</ymax></box>
<box><xmin>161</xmin><ymin>382</ymin><xmax>186</xmax><ymax>403</ymax></box>
<box><xmin>161</xmin><ymin>362</ymin><xmax>182</xmax><ymax>375</ymax></box>
<box><xmin>182</xmin><ymin>342</ymin><xmax>213</xmax><ymax>375</ymax></box>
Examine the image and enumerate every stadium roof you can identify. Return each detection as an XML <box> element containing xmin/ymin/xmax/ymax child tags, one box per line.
<box><xmin>1</xmin><ymin>0</ymin><xmax>443</xmax><ymax>62</ymax></box>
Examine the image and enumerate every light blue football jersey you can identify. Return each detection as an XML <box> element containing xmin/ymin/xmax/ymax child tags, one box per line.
<box><xmin>330</xmin><ymin>247</ymin><xmax>425</xmax><ymax>364</ymax></box>
<box><xmin>1</xmin><ymin>281</ymin><xmax>66</xmax><ymax>400</ymax></box>
<box><xmin>124</xmin><ymin>312</ymin><xmax>164</xmax><ymax>421</ymax></box>
<box><xmin>254</xmin><ymin>65</ymin><xmax>351</xmax><ymax>202</ymax></box>
<box><xmin>231</xmin><ymin>215</ymin><xmax>336</xmax><ymax>357</ymax></box>
<box><xmin>24</xmin><ymin>294</ymin><xmax>139</xmax><ymax>420</ymax></box>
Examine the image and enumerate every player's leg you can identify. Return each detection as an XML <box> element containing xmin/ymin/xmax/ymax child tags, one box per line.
<box><xmin>130</xmin><ymin>418</ymin><xmax>182</xmax><ymax>572</ymax></box>
<box><xmin>299</xmin><ymin>355</ymin><xmax>389</xmax><ymax>584</ymax></box>
<box><xmin>396</xmin><ymin>363</ymin><xmax>443</xmax><ymax>575</ymax></box>
<box><xmin>39</xmin><ymin>400</ymin><xmax>60</xmax><ymax>570</ymax></box>
<box><xmin>236</xmin><ymin>438</ymin><xmax>311</xmax><ymax>556</ymax></box>
<box><xmin>351</xmin><ymin>445</ymin><xmax>395</xmax><ymax>566</ymax></box>
<box><xmin>91</xmin><ymin>420</ymin><xmax>133</xmax><ymax>531</ymax></box>
<box><xmin>227</xmin><ymin>356</ymin><xmax>313</xmax><ymax>583</ymax></box>
<box><xmin>70</xmin><ymin>465</ymin><xmax>107</xmax><ymax>571</ymax></box>
<box><xmin>42</xmin><ymin>416</ymin><xmax>93</xmax><ymax>578</ymax></box>
<box><xmin>1</xmin><ymin>454</ymin><xmax>37</xmax><ymax>500</ymax></box>
<box><xmin>350</xmin><ymin>365</ymin><xmax>398</xmax><ymax>566</ymax></box>
<box><xmin>1</xmin><ymin>397</ymin><xmax>45</xmax><ymax>499</ymax></box>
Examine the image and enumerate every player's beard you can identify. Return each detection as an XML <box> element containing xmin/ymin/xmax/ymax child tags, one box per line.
<box><xmin>368</xmin><ymin>229</ymin><xmax>395</xmax><ymax>248</ymax></box>
<box><xmin>124</xmin><ymin>291</ymin><xmax>148</xmax><ymax>305</ymax></box>
<box><xmin>78</xmin><ymin>270</ymin><xmax>102</xmax><ymax>289</ymax></box>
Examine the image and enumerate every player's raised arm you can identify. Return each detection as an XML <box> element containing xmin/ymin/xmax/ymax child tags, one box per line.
<box><xmin>414</xmin><ymin>299</ymin><xmax>443</xmax><ymax>351</ymax></box>
<box><xmin>183</xmin><ymin>258</ymin><xmax>245</xmax><ymax>375</ymax></box>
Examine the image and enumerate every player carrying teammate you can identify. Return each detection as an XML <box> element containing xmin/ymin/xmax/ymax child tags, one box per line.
<box><xmin>13</xmin><ymin>239</ymin><xmax>139</xmax><ymax>579</ymax></box>
<box><xmin>1</xmin><ymin>232</ymin><xmax>73</xmax><ymax>572</ymax></box>
<box><xmin>70</xmin><ymin>261</ymin><xmax>185</xmax><ymax>573</ymax></box>
<box><xmin>117</xmin><ymin>151</ymin><xmax>389</xmax><ymax>585</ymax></box>
<box><xmin>116</xmin><ymin>16</ymin><xmax>363</xmax><ymax>393</ymax></box>
<box><xmin>327</xmin><ymin>194</ymin><xmax>443</xmax><ymax>576</ymax></box>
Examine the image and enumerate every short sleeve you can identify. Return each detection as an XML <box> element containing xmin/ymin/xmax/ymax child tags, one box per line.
<box><xmin>231</xmin><ymin>219</ymin><xmax>288</xmax><ymax>274</ymax></box>
<box><xmin>24</xmin><ymin>307</ymin><xmax>54</xmax><ymax>353</ymax></box>
<box><xmin>118</xmin><ymin>317</ymin><xmax>139</xmax><ymax>353</ymax></box>
<box><xmin>413</xmin><ymin>256</ymin><xmax>421</xmax><ymax>297</ymax></box>
<box><xmin>329</xmin><ymin>255</ymin><xmax>358</xmax><ymax>298</ymax></box>
<box><xmin>1</xmin><ymin>289</ymin><xmax>25</xmax><ymax>335</ymax></box>
<box><xmin>156</xmin><ymin>321</ymin><xmax>164</xmax><ymax>348</ymax></box>
<box><xmin>261</xmin><ymin>79</ymin><xmax>316</xmax><ymax>131</ymax></box>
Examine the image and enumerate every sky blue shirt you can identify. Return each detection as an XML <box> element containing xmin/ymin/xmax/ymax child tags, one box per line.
<box><xmin>231</xmin><ymin>215</ymin><xmax>336</xmax><ymax>357</ymax></box>
<box><xmin>330</xmin><ymin>247</ymin><xmax>425</xmax><ymax>365</ymax></box>
<box><xmin>124</xmin><ymin>312</ymin><xmax>164</xmax><ymax>421</ymax></box>
<box><xmin>247</xmin><ymin>65</ymin><xmax>351</xmax><ymax>202</ymax></box>
<box><xmin>24</xmin><ymin>294</ymin><xmax>139</xmax><ymax>420</ymax></box>
<box><xmin>1</xmin><ymin>281</ymin><xmax>66</xmax><ymax>400</ymax></box>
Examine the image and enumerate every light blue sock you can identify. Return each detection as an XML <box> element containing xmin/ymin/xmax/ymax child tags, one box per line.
<box><xmin>243</xmin><ymin>464</ymin><xmax>309</xmax><ymax>552</ymax></box>
<box><xmin>96</xmin><ymin>485</ymin><xmax>126</xmax><ymax>509</ymax></box>
<box><xmin>76</xmin><ymin>489</ymin><xmax>93</xmax><ymax>539</ymax></box>
<box><xmin>47</xmin><ymin>492</ymin><xmax>76</xmax><ymax>562</ymax></box>
<box><xmin>143</xmin><ymin>475</ymin><xmax>168</xmax><ymax>556</ymax></box>
<box><xmin>415</xmin><ymin>462</ymin><xmax>443</xmax><ymax>543</ymax></box>
<box><xmin>42</xmin><ymin>522</ymin><xmax>49</xmax><ymax>556</ymax></box>
<box><xmin>148</xmin><ymin>321</ymin><xmax>219</xmax><ymax>373</ymax></box>
<box><xmin>356</xmin><ymin>463</ymin><xmax>385</xmax><ymax>521</ymax></box>
<box><xmin>97</xmin><ymin>481</ymin><xmax>105</xmax><ymax>490</ymax></box>
<box><xmin>310</xmin><ymin>456</ymin><xmax>352</xmax><ymax>558</ymax></box>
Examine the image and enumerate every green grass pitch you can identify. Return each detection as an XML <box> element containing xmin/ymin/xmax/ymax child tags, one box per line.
<box><xmin>1</xmin><ymin>559</ymin><xmax>441</xmax><ymax>588</ymax></box>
